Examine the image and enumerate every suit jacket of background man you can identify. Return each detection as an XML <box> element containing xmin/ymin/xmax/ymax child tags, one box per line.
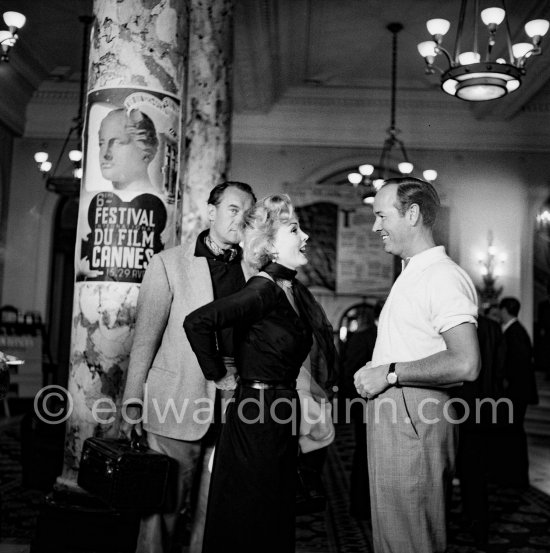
<box><xmin>122</xmin><ymin>239</ymin><xmax>253</xmax><ymax>441</ymax></box>
<box><xmin>454</xmin><ymin>315</ymin><xmax>507</xmax><ymax>428</ymax></box>
<box><xmin>503</xmin><ymin>320</ymin><xmax>539</xmax><ymax>406</ymax></box>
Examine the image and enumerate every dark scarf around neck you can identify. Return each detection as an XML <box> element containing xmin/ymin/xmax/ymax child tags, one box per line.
<box><xmin>262</xmin><ymin>262</ymin><xmax>337</xmax><ymax>391</ymax></box>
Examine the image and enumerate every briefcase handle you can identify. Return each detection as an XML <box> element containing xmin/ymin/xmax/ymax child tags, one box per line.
<box><xmin>118</xmin><ymin>428</ymin><xmax>149</xmax><ymax>452</ymax></box>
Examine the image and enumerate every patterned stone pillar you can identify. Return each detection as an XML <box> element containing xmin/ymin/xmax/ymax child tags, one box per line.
<box><xmin>60</xmin><ymin>0</ymin><xmax>187</xmax><ymax>484</ymax></box>
<box><xmin>180</xmin><ymin>0</ymin><xmax>234</xmax><ymax>243</ymax></box>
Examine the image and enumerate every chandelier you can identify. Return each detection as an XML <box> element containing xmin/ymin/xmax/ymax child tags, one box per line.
<box><xmin>34</xmin><ymin>16</ymin><xmax>93</xmax><ymax>194</ymax></box>
<box><xmin>417</xmin><ymin>0</ymin><xmax>549</xmax><ymax>102</ymax></box>
<box><xmin>0</xmin><ymin>11</ymin><xmax>25</xmax><ymax>62</ymax></box>
<box><xmin>348</xmin><ymin>23</ymin><xmax>437</xmax><ymax>205</ymax></box>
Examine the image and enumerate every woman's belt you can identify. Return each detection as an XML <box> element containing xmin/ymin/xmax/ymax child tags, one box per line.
<box><xmin>240</xmin><ymin>379</ymin><xmax>296</xmax><ymax>390</ymax></box>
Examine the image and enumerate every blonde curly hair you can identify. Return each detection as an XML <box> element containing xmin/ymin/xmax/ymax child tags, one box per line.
<box><xmin>242</xmin><ymin>194</ymin><xmax>296</xmax><ymax>271</ymax></box>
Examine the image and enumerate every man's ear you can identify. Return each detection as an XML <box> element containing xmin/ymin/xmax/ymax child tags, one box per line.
<box><xmin>408</xmin><ymin>203</ymin><xmax>421</xmax><ymax>226</ymax></box>
<box><xmin>207</xmin><ymin>203</ymin><xmax>217</xmax><ymax>224</ymax></box>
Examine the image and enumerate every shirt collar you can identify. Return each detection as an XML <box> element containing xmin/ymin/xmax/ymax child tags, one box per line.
<box><xmin>401</xmin><ymin>245</ymin><xmax>447</xmax><ymax>274</ymax></box>
<box><xmin>502</xmin><ymin>317</ymin><xmax>517</xmax><ymax>333</ymax></box>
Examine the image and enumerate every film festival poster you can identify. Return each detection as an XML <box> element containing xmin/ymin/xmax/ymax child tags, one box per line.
<box><xmin>75</xmin><ymin>88</ymin><xmax>180</xmax><ymax>283</ymax></box>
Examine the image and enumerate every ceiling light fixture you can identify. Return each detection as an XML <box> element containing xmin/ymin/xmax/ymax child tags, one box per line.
<box><xmin>34</xmin><ymin>16</ymin><xmax>93</xmax><ymax>194</ymax></box>
<box><xmin>417</xmin><ymin>0</ymin><xmax>549</xmax><ymax>102</ymax></box>
<box><xmin>0</xmin><ymin>11</ymin><xmax>26</xmax><ymax>62</ymax></box>
<box><xmin>348</xmin><ymin>23</ymin><xmax>437</xmax><ymax>205</ymax></box>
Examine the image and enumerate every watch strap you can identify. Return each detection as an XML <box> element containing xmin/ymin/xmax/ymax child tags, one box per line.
<box><xmin>386</xmin><ymin>362</ymin><xmax>398</xmax><ymax>386</ymax></box>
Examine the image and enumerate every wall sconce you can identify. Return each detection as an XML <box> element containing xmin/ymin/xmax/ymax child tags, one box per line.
<box><xmin>0</xmin><ymin>11</ymin><xmax>26</xmax><ymax>62</ymax></box>
<box><xmin>536</xmin><ymin>203</ymin><xmax>550</xmax><ymax>233</ymax></box>
<box><xmin>477</xmin><ymin>230</ymin><xmax>506</xmax><ymax>307</ymax></box>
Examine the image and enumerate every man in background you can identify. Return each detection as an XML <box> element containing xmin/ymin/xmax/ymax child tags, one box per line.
<box><xmin>499</xmin><ymin>296</ymin><xmax>539</xmax><ymax>488</ymax></box>
<box><xmin>455</xmin><ymin>311</ymin><xmax>506</xmax><ymax>548</ymax></box>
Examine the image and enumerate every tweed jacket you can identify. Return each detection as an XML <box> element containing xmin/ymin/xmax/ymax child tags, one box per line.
<box><xmin>123</xmin><ymin>239</ymin><xmax>249</xmax><ymax>441</ymax></box>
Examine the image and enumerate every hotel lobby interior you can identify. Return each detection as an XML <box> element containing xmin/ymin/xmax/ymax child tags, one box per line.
<box><xmin>0</xmin><ymin>0</ymin><xmax>549</xmax><ymax>551</ymax></box>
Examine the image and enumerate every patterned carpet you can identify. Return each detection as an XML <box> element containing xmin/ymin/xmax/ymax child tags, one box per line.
<box><xmin>0</xmin><ymin>416</ymin><xmax>550</xmax><ymax>552</ymax></box>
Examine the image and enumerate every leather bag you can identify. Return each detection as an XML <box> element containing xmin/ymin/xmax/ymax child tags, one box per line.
<box><xmin>78</xmin><ymin>437</ymin><xmax>171</xmax><ymax>512</ymax></box>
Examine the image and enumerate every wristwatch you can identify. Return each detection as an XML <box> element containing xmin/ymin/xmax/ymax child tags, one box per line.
<box><xmin>386</xmin><ymin>362</ymin><xmax>398</xmax><ymax>386</ymax></box>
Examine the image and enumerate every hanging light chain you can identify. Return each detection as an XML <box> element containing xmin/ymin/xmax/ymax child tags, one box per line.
<box><xmin>348</xmin><ymin>22</ymin><xmax>437</xmax><ymax>201</ymax></box>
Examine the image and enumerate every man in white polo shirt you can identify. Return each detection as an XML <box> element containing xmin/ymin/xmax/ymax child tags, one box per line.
<box><xmin>354</xmin><ymin>177</ymin><xmax>480</xmax><ymax>553</ymax></box>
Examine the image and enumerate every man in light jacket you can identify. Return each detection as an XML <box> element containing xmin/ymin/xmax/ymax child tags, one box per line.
<box><xmin>121</xmin><ymin>181</ymin><xmax>256</xmax><ymax>553</ymax></box>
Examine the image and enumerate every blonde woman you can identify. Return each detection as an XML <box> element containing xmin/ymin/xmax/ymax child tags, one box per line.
<box><xmin>184</xmin><ymin>194</ymin><xmax>336</xmax><ymax>553</ymax></box>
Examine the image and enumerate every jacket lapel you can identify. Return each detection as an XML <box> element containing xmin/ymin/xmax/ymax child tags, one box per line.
<box><xmin>181</xmin><ymin>239</ymin><xmax>214</xmax><ymax>311</ymax></box>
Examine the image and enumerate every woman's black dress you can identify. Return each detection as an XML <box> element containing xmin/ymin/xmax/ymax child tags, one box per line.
<box><xmin>184</xmin><ymin>273</ymin><xmax>313</xmax><ymax>553</ymax></box>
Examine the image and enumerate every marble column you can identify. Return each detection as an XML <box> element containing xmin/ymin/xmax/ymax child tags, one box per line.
<box><xmin>180</xmin><ymin>0</ymin><xmax>234</xmax><ymax>243</ymax></box>
<box><xmin>60</xmin><ymin>0</ymin><xmax>187</xmax><ymax>484</ymax></box>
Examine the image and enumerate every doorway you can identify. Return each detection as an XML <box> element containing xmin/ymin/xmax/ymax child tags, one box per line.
<box><xmin>47</xmin><ymin>195</ymin><xmax>79</xmax><ymax>386</ymax></box>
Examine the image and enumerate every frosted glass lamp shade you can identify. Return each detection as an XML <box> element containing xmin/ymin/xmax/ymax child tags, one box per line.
<box><xmin>358</xmin><ymin>164</ymin><xmax>374</xmax><ymax>176</ymax></box>
<box><xmin>373</xmin><ymin>179</ymin><xmax>385</xmax><ymax>190</ymax></box>
<box><xmin>458</xmin><ymin>51</ymin><xmax>481</xmax><ymax>65</ymax></box>
<box><xmin>69</xmin><ymin>149</ymin><xmax>83</xmax><ymax>162</ymax></box>
<box><xmin>3</xmin><ymin>11</ymin><xmax>26</xmax><ymax>29</ymax></box>
<box><xmin>0</xmin><ymin>30</ymin><xmax>14</xmax><ymax>46</ymax></box>
<box><xmin>442</xmin><ymin>78</ymin><xmax>458</xmax><ymax>95</ymax></box>
<box><xmin>348</xmin><ymin>172</ymin><xmax>363</xmax><ymax>185</ymax></box>
<box><xmin>423</xmin><ymin>169</ymin><xmax>437</xmax><ymax>182</ymax></box>
<box><xmin>480</xmin><ymin>8</ymin><xmax>505</xmax><ymax>27</ymax></box>
<box><xmin>506</xmin><ymin>79</ymin><xmax>520</xmax><ymax>92</ymax></box>
<box><xmin>40</xmin><ymin>161</ymin><xmax>52</xmax><ymax>173</ymax></box>
<box><xmin>512</xmin><ymin>42</ymin><xmax>534</xmax><ymax>59</ymax></box>
<box><xmin>427</xmin><ymin>19</ymin><xmax>450</xmax><ymax>37</ymax></box>
<box><xmin>398</xmin><ymin>162</ymin><xmax>414</xmax><ymax>174</ymax></box>
<box><xmin>34</xmin><ymin>151</ymin><xmax>48</xmax><ymax>163</ymax></box>
<box><xmin>525</xmin><ymin>19</ymin><xmax>550</xmax><ymax>38</ymax></box>
<box><xmin>417</xmin><ymin>41</ymin><xmax>437</xmax><ymax>58</ymax></box>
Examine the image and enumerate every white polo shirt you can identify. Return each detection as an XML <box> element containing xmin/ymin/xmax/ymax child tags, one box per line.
<box><xmin>372</xmin><ymin>246</ymin><xmax>478</xmax><ymax>366</ymax></box>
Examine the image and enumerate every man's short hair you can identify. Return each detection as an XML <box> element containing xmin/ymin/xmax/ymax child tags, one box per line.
<box><xmin>207</xmin><ymin>181</ymin><xmax>256</xmax><ymax>206</ymax></box>
<box><xmin>383</xmin><ymin>177</ymin><xmax>441</xmax><ymax>228</ymax></box>
<box><xmin>499</xmin><ymin>296</ymin><xmax>521</xmax><ymax>317</ymax></box>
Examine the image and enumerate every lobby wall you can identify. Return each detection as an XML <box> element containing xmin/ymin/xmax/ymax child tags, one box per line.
<box><xmin>3</xmin><ymin>139</ymin><xmax>549</xmax><ymax>337</ymax></box>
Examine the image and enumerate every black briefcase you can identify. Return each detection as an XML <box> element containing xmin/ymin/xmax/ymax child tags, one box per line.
<box><xmin>78</xmin><ymin>437</ymin><xmax>171</xmax><ymax>512</ymax></box>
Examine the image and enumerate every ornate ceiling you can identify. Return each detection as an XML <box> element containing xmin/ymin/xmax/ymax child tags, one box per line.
<box><xmin>2</xmin><ymin>0</ymin><xmax>550</xmax><ymax>150</ymax></box>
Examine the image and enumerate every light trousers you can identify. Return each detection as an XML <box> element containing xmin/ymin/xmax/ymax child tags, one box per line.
<box><xmin>135</xmin><ymin>432</ymin><xmax>210</xmax><ymax>553</ymax></box>
<box><xmin>367</xmin><ymin>387</ymin><xmax>457</xmax><ymax>553</ymax></box>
